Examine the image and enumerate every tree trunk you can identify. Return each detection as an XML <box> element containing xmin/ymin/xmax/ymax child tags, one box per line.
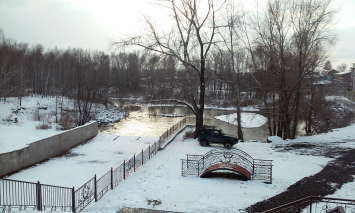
<box><xmin>235</xmin><ymin>86</ymin><xmax>244</xmax><ymax>142</ymax></box>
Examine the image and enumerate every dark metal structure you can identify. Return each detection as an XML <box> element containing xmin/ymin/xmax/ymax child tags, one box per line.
<box><xmin>262</xmin><ymin>196</ymin><xmax>355</xmax><ymax>213</ymax></box>
<box><xmin>181</xmin><ymin>148</ymin><xmax>273</xmax><ymax>183</ymax></box>
<box><xmin>0</xmin><ymin>179</ymin><xmax>73</xmax><ymax>212</ymax></box>
<box><xmin>0</xmin><ymin>144</ymin><xmax>159</xmax><ymax>213</ymax></box>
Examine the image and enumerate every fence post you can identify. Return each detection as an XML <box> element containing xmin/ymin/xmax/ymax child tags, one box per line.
<box><xmin>134</xmin><ymin>154</ymin><xmax>136</xmax><ymax>172</ymax></box>
<box><xmin>269</xmin><ymin>165</ymin><xmax>272</xmax><ymax>183</ymax></box>
<box><xmin>310</xmin><ymin>197</ymin><xmax>313</xmax><ymax>213</ymax></box>
<box><xmin>181</xmin><ymin>160</ymin><xmax>183</xmax><ymax>176</ymax></box>
<box><xmin>149</xmin><ymin>145</ymin><xmax>151</xmax><ymax>159</ymax></box>
<box><xmin>202</xmin><ymin>156</ymin><xmax>205</xmax><ymax>169</ymax></box>
<box><xmin>111</xmin><ymin>167</ymin><xmax>113</xmax><ymax>190</ymax></box>
<box><xmin>72</xmin><ymin>187</ymin><xmax>76</xmax><ymax>212</ymax></box>
<box><xmin>123</xmin><ymin>160</ymin><xmax>126</xmax><ymax>179</ymax></box>
<box><xmin>37</xmin><ymin>181</ymin><xmax>42</xmax><ymax>211</ymax></box>
<box><xmin>142</xmin><ymin>149</ymin><xmax>144</xmax><ymax>165</ymax></box>
<box><xmin>252</xmin><ymin>160</ymin><xmax>255</xmax><ymax>180</ymax></box>
<box><xmin>94</xmin><ymin>175</ymin><xmax>97</xmax><ymax>202</ymax></box>
<box><xmin>197</xmin><ymin>161</ymin><xmax>200</xmax><ymax>177</ymax></box>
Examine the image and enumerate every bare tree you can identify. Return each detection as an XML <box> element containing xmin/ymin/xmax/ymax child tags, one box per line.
<box><xmin>15</xmin><ymin>43</ymin><xmax>28</xmax><ymax>106</ymax></box>
<box><xmin>324</xmin><ymin>59</ymin><xmax>332</xmax><ymax>71</ymax></box>
<box><xmin>214</xmin><ymin>0</ymin><xmax>245</xmax><ymax>141</ymax></box>
<box><xmin>289</xmin><ymin>0</ymin><xmax>337</xmax><ymax>138</ymax></box>
<box><xmin>111</xmin><ymin>0</ymin><xmax>224</xmax><ymax>136</ymax></box>
<box><xmin>241</xmin><ymin>0</ymin><xmax>338</xmax><ymax>139</ymax></box>
<box><xmin>336</xmin><ymin>63</ymin><xmax>347</xmax><ymax>72</ymax></box>
<box><xmin>0</xmin><ymin>36</ymin><xmax>17</xmax><ymax>102</ymax></box>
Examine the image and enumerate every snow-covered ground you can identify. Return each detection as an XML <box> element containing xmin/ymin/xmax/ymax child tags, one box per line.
<box><xmin>5</xmin><ymin>134</ymin><xmax>158</xmax><ymax>188</ymax></box>
<box><xmin>0</xmin><ymin>96</ymin><xmax>126</xmax><ymax>154</ymax></box>
<box><xmin>325</xmin><ymin>96</ymin><xmax>355</xmax><ymax>112</ymax></box>
<box><xmin>4</xmin><ymin>123</ymin><xmax>355</xmax><ymax>213</ymax></box>
<box><xmin>215</xmin><ymin>112</ymin><xmax>268</xmax><ymax>128</ymax></box>
<box><xmin>2</xmin><ymin>96</ymin><xmax>355</xmax><ymax>213</ymax></box>
<box><xmin>82</xmin><ymin>125</ymin><xmax>355</xmax><ymax>213</ymax></box>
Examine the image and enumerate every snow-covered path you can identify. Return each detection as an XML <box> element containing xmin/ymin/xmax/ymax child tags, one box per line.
<box><xmin>6</xmin><ymin>134</ymin><xmax>158</xmax><ymax>188</ymax></box>
<box><xmin>81</xmin><ymin>129</ymin><xmax>335</xmax><ymax>213</ymax></box>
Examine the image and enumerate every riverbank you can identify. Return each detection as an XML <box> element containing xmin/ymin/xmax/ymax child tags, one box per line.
<box><xmin>0</xmin><ymin>96</ymin><xmax>126</xmax><ymax>154</ymax></box>
<box><xmin>103</xmin><ymin>101</ymin><xmax>270</xmax><ymax>141</ymax></box>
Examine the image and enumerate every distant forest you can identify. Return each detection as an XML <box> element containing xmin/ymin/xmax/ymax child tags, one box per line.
<box><xmin>0</xmin><ymin>27</ymin><xmax>350</xmax><ymax>137</ymax></box>
<box><xmin>0</xmin><ymin>31</ymin><xmax>261</xmax><ymax>105</ymax></box>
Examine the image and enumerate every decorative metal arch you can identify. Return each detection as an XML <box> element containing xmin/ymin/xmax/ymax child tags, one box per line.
<box><xmin>181</xmin><ymin>148</ymin><xmax>273</xmax><ymax>183</ymax></box>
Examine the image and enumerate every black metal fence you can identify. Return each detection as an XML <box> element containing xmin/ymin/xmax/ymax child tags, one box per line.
<box><xmin>262</xmin><ymin>196</ymin><xmax>355</xmax><ymax>213</ymax></box>
<box><xmin>0</xmin><ymin>118</ymin><xmax>187</xmax><ymax>213</ymax></box>
<box><xmin>158</xmin><ymin>118</ymin><xmax>187</xmax><ymax>148</ymax></box>
<box><xmin>0</xmin><ymin>179</ymin><xmax>73</xmax><ymax>212</ymax></box>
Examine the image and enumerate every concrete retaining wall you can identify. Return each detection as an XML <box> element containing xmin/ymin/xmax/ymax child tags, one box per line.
<box><xmin>0</xmin><ymin>121</ymin><xmax>98</xmax><ymax>177</ymax></box>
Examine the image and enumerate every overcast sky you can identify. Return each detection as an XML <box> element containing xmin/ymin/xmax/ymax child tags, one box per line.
<box><xmin>0</xmin><ymin>0</ymin><xmax>354</xmax><ymax>69</ymax></box>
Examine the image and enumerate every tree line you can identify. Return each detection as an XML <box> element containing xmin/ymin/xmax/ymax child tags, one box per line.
<box><xmin>1</xmin><ymin>0</ymin><xmax>340</xmax><ymax>139</ymax></box>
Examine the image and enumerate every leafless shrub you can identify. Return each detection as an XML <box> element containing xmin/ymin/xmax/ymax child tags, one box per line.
<box><xmin>35</xmin><ymin>123</ymin><xmax>52</xmax><ymax>130</ymax></box>
<box><xmin>183</xmin><ymin>130</ymin><xmax>195</xmax><ymax>139</ymax></box>
<box><xmin>312</xmin><ymin>100</ymin><xmax>355</xmax><ymax>134</ymax></box>
<box><xmin>58</xmin><ymin>111</ymin><xmax>76</xmax><ymax>130</ymax></box>
<box><xmin>33</xmin><ymin>109</ymin><xmax>41</xmax><ymax>121</ymax></box>
<box><xmin>41</xmin><ymin>113</ymin><xmax>52</xmax><ymax>124</ymax></box>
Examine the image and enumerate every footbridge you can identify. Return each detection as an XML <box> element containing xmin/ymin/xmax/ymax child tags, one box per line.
<box><xmin>181</xmin><ymin>148</ymin><xmax>273</xmax><ymax>183</ymax></box>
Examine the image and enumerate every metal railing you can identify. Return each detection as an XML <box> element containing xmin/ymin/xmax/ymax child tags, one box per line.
<box><xmin>0</xmin><ymin>179</ymin><xmax>73</xmax><ymax>212</ymax></box>
<box><xmin>262</xmin><ymin>196</ymin><xmax>355</xmax><ymax>213</ymax></box>
<box><xmin>41</xmin><ymin>184</ymin><xmax>73</xmax><ymax>212</ymax></box>
<box><xmin>0</xmin><ymin>118</ymin><xmax>187</xmax><ymax>213</ymax></box>
<box><xmin>158</xmin><ymin>118</ymin><xmax>187</xmax><ymax>148</ymax></box>
<box><xmin>181</xmin><ymin>148</ymin><xmax>273</xmax><ymax>183</ymax></box>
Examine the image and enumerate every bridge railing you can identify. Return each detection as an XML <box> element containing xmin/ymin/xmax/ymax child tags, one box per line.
<box><xmin>181</xmin><ymin>149</ymin><xmax>273</xmax><ymax>183</ymax></box>
<box><xmin>262</xmin><ymin>196</ymin><xmax>355</xmax><ymax>213</ymax></box>
<box><xmin>202</xmin><ymin>149</ymin><xmax>254</xmax><ymax>171</ymax></box>
<box><xmin>253</xmin><ymin>159</ymin><xmax>273</xmax><ymax>184</ymax></box>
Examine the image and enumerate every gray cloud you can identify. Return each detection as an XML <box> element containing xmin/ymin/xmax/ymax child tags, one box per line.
<box><xmin>0</xmin><ymin>0</ymin><xmax>112</xmax><ymax>51</ymax></box>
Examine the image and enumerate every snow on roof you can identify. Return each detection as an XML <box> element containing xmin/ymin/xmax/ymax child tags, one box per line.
<box><xmin>334</xmin><ymin>71</ymin><xmax>350</xmax><ymax>75</ymax></box>
<box><xmin>313</xmin><ymin>80</ymin><xmax>331</xmax><ymax>85</ymax></box>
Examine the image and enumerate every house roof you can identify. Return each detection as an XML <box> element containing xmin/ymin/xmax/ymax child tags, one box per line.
<box><xmin>335</xmin><ymin>71</ymin><xmax>351</xmax><ymax>75</ymax></box>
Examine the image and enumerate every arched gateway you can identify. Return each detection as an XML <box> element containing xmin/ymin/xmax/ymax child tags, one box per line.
<box><xmin>181</xmin><ymin>148</ymin><xmax>273</xmax><ymax>183</ymax></box>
